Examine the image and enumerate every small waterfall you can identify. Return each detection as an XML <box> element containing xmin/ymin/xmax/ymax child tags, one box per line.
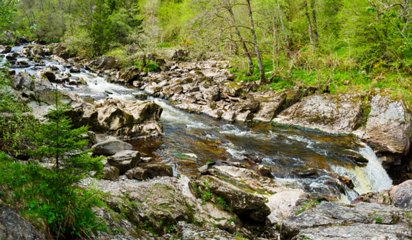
<box><xmin>332</xmin><ymin>143</ymin><xmax>392</xmax><ymax>199</ymax></box>
<box><xmin>358</xmin><ymin>144</ymin><xmax>393</xmax><ymax>192</ymax></box>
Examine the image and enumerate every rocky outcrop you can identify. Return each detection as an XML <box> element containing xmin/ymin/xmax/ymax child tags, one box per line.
<box><xmin>0</xmin><ymin>205</ymin><xmax>45</xmax><ymax>240</ymax></box>
<box><xmin>70</xmin><ymin>98</ymin><xmax>163</xmax><ymax>139</ymax></box>
<box><xmin>274</xmin><ymin>94</ymin><xmax>363</xmax><ymax>133</ymax></box>
<box><xmin>356</xmin><ymin>95</ymin><xmax>412</xmax><ymax>164</ymax></box>
<box><xmin>281</xmin><ymin>202</ymin><xmax>412</xmax><ymax>240</ymax></box>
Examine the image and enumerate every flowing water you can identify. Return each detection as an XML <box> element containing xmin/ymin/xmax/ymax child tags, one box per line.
<box><xmin>0</xmin><ymin>45</ymin><xmax>393</xmax><ymax>201</ymax></box>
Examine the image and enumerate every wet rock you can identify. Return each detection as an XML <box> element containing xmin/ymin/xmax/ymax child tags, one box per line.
<box><xmin>275</xmin><ymin>94</ymin><xmax>362</xmax><ymax>133</ymax></box>
<box><xmin>108</xmin><ymin>150</ymin><xmax>141</xmax><ymax>174</ymax></box>
<box><xmin>13</xmin><ymin>60</ymin><xmax>30</xmax><ymax>68</ymax></box>
<box><xmin>92</xmin><ymin>139</ymin><xmax>133</xmax><ymax>156</ymax></box>
<box><xmin>70</xmin><ymin>66</ymin><xmax>81</xmax><ymax>73</ymax></box>
<box><xmin>0</xmin><ymin>205</ymin><xmax>45</xmax><ymax>240</ymax></box>
<box><xmin>0</xmin><ymin>45</ymin><xmax>11</xmax><ymax>54</ymax></box>
<box><xmin>132</xmin><ymin>92</ymin><xmax>148</xmax><ymax>101</ymax></box>
<box><xmin>102</xmin><ymin>166</ymin><xmax>120</xmax><ymax>181</ymax></box>
<box><xmin>356</xmin><ymin>96</ymin><xmax>412</xmax><ymax>163</ymax></box>
<box><xmin>389</xmin><ymin>180</ymin><xmax>412</xmax><ymax>209</ymax></box>
<box><xmin>39</xmin><ymin>69</ymin><xmax>56</xmax><ymax>82</ymax></box>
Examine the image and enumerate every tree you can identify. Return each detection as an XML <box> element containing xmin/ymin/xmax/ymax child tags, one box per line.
<box><xmin>31</xmin><ymin>90</ymin><xmax>101</xmax><ymax>173</ymax></box>
<box><xmin>245</xmin><ymin>0</ymin><xmax>266</xmax><ymax>83</ymax></box>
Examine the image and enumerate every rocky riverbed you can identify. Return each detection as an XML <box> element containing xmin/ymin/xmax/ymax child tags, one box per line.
<box><xmin>1</xmin><ymin>43</ymin><xmax>412</xmax><ymax>239</ymax></box>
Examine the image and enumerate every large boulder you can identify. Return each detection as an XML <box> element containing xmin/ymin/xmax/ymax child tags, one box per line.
<box><xmin>0</xmin><ymin>205</ymin><xmax>45</xmax><ymax>240</ymax></box>
<box><xmin>275</xmin><ymin>94</ymin><xmax>362</xmax><ymax>133</ymax></box>
<box><xmin>356</xmin><ymin>96</ymin><xmax>412</xmax><ymax>163</ymax></box>
<box><xmin>92</xmin><ymin>139</ymin><xmax>133</xmax><ymax>156</ymax></box>
<box><xmin>70</xmin><ymin>99</ymin><xmax>163</xmax><ymax>139</ymax></box>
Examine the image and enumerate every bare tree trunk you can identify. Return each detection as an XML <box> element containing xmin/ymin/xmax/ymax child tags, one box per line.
<box><xmin>246</xmin><ymin>0</ymin><xmax>266</xmax><ymax>83</ymax></box>
<box><xmin>304</xmin><ymin>0</ymin><xmax>314</xmax><ymax>47</ymax></box>
<box><xmin>225</xmin><ymin>4</ymin><xmax>254</xmax><ymax>76</ymax></box>
<box><xmin>311</xmin><ymin>0</ymin><xmax>319</xmax><ymax>47</ymax></box>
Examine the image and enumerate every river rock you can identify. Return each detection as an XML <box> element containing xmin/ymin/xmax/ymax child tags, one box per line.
<box><xmin>275</xmin><ymin>94</ymin><xmax>362</xmax><ymax>133</ymax></box>
<box><xmin>115</xmin><ymin>66</ymin><xmax>141</xmax><ymax>84</ymax></box>
<box><xmin>39</xmin><ymin>68</ymin><xmax>56</xmax><ymax>82</ymax></box>
<box><xmin>90</xmin><ymin>56</ymin><xmax>120</xmax><ymax>70</ymax></box>
<box><xmin>0</xmin><ymin>45</ymin><xmax>11</xmax><ymax>54</ymax></box>
<box><xmin>108</xmin><ymin>150</ymin><xmax>141</xmax><ymax>174</ymax></box>
<box><xmin>52</xmin><ymin>43</ymin><xmax>74</xmax><ymax>59</ymax></box>
<box><xmin>70</xmin><ymin>99</ymin><xmax>163</xmax><ymax>139</ymax></box>
<box><xmin>92</xmin><ymin>139</ymin><xmax>133</xmax><ymax>156</ymax></box>
<box><xmin>356</xmin><ymin>96</ymin><xmax>412</xmax><ymax>163</ymax></box>
<box><xmin>125</xmin><ymin>163</ymin><xmax>173</xmax><ymax>180</ymax></box>
<box><xmin>253</xmin><ymin>92</ymin><xmax>287</xmax><ymax>122</ymax></box>
<box><xmin>389</xmin><ymin>180</ymin><xmax>412</xmax><ymax>209</ymax></box>
<box><xmin>13</xmin><ymin>72</ymin><xmax>34</xmax><ymax>91</ymax></box>
<box><xmin>0</xmin><ymin>205</ymin><xmax>45</xmax><ymax>240</ymax></box>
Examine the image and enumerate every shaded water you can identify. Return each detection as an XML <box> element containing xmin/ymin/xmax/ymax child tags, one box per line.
<box><xmin>1</xmin><ymin>45</ymin><xmax>393</xmax><ymax>200</ymax></box>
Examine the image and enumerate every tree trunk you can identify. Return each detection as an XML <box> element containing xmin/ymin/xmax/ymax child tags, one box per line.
<box><xmin>311</xmin><ymin>0</ymin><xmax>319</xmax><ymax>47</ymax></box>
<box><xmin>304</xmin><ymin>0</ymin><xmax>315</xmax><ymax>47</ymax></box>
<box><xmin>246</xmin><ymin>0</ymin><xmax>266</xmax><ymax>83</ymax></box>
<box><xmin>226</xmin><ymin>5</ymin><xmax>254</xmax><ymax>76</ymax></box>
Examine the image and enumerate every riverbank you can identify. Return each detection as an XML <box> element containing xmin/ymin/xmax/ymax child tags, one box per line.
<box><xmin>0</xmin><ymin>43</ymin><xmax>412</xmax><ymax>239</ymax></box>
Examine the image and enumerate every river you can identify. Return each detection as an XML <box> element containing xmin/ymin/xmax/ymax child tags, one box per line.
<box><xmin>0</xmin><ymin>45</ymin><xmax>393</xmax><ymax>201</ymax></box>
